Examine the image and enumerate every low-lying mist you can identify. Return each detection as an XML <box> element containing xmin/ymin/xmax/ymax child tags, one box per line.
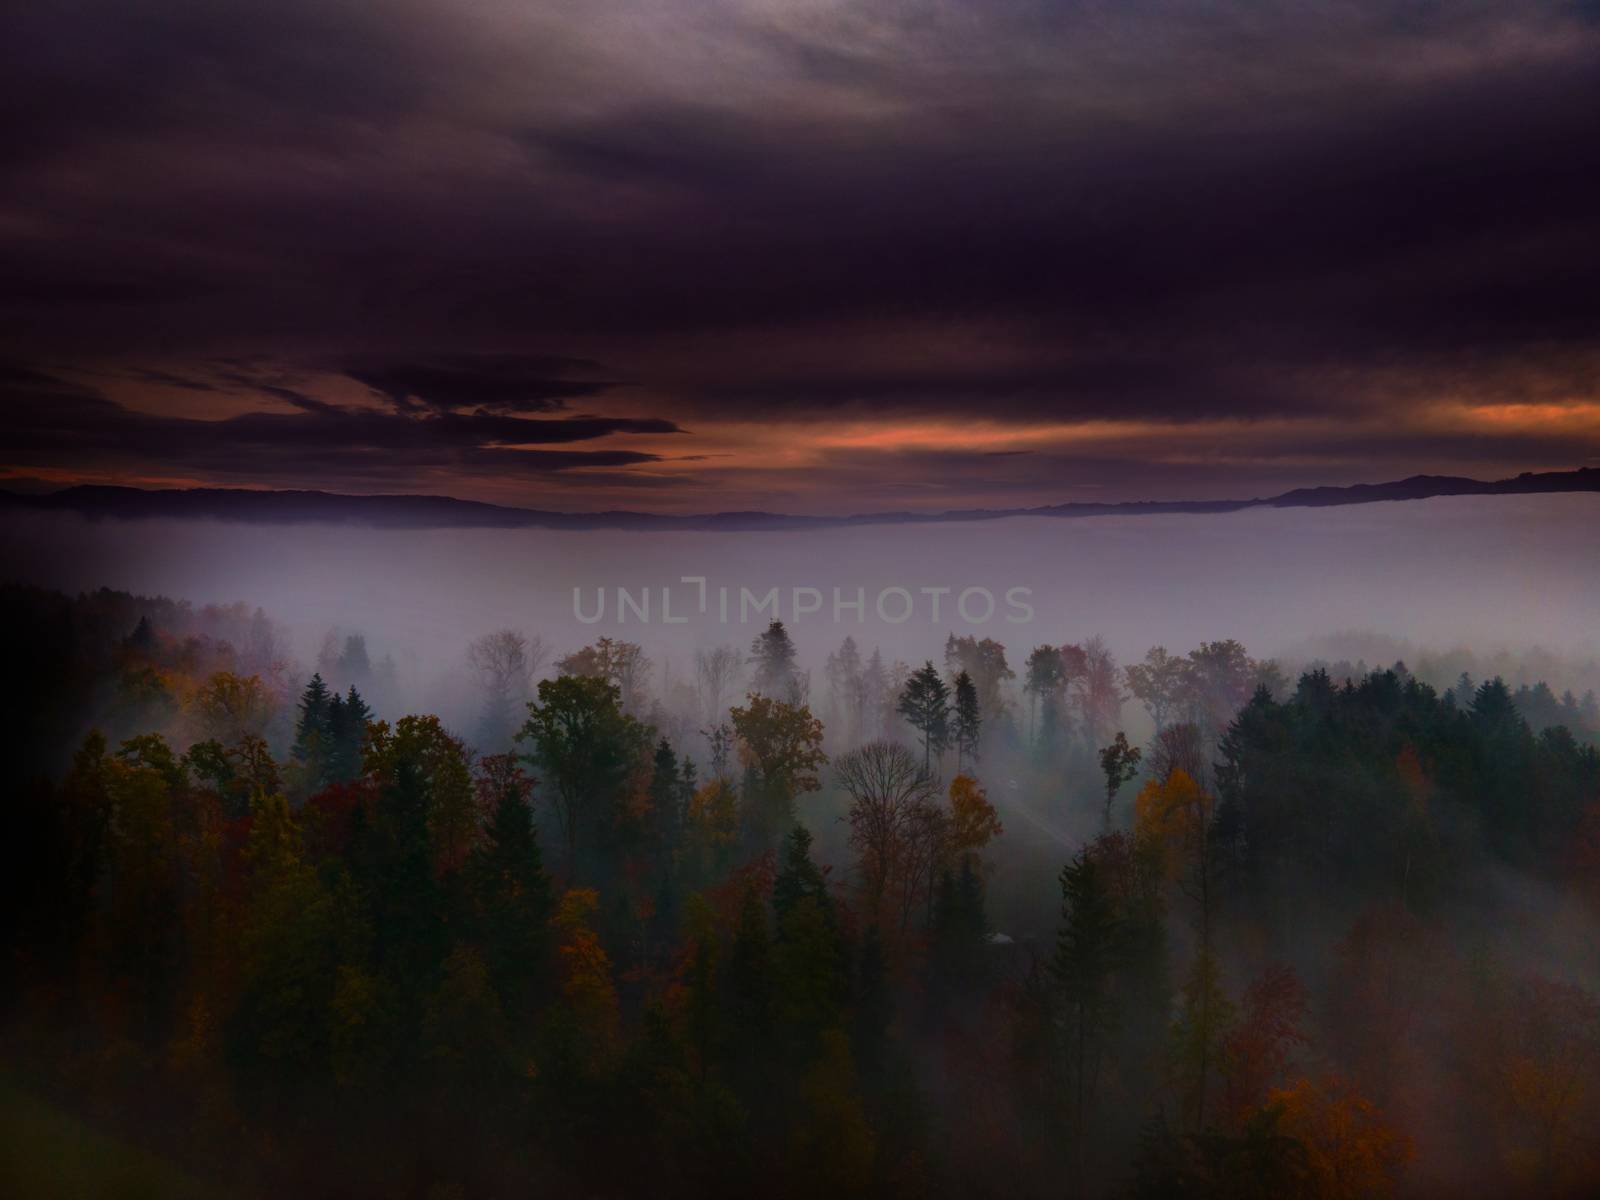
<box><xmin>3</xmin><ymin>493</ymin><xmax>1595</xmax><ymax>701</ymax></box>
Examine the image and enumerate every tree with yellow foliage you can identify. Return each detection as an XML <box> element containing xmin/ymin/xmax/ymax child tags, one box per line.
<box><xmin>188</xmin><ymin>671</ymin><xmax>273</xmax><ymax>746</ymax></box>
<box><xmin>553</xmin><ymin>887</ymin><xmax>620</xmax><ymax>1066</ymax></box>
<box><xmin>947</xmin><ymin>773</ymin><xmax>1003</xmax><ymax>869</ymax></box>
<box><xmin>730</xmin><ymin>693</ymin><xmax>826</xmax><ymax>848</ymax></box>
<box><xmin>1266</xmin><ymin>1076</ymin><xmax>1413</xmax><ymax>1199</ymax></box>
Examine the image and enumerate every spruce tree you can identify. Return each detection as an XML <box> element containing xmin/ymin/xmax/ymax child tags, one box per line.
<box><xmin>773</xmin><ymin>823</ymin><xmax>832</xmax><ymax>931</ymax></box>
<box><xmin>897</xmin><ymin>661</ymin><xmax>951</xmax><ymax>773</ymax></box>
<box><xmin>750</xmin><ymin>619</ymin><xmax>799</xmax><ymax>700</ymax></box>
<box><xmin>953</xmin><ymin>669</ymin><xmax>981</xmax><ymax>774</ymax></box>
<box><xmin>1054</xmin><ymin>847</ymin><xmax>1123</xmax><ymax>1171</ymax></box>
<box><xmin>648</xmin><ymin>738</ymin><xmax>682</xmax><ymax>860</ymax></box>
<box><xmin>326</xmin><ymin>686</ymin><xmax>371</xmax><ymax>784</ymax></box>
<box><xmin>291</xmin><ymin>673</ymin><xmax>332</xmax><ymax>789</ymax></box>
<box><xmin>926</xmin><ymin>858</ymin><xmax>988</xmax><ymax>1020</ymax></box>
<box><xmin>468</xmin><ymin>766</ymin><xmax>553</xmax><ymax>1016</ymax></box>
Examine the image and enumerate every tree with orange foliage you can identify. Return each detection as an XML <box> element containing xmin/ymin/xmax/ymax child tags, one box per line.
<box><xmin>1136</xmin><ymin>767</ymin><xmax>1228</xmax><ymax>1130</ymax></box>
<box><xmin>1220</xmin><ymin>964</ymin><xmax>1311</xmax><ymax>1127</ymax></box>
<box><xmin>946</xmin><ymin>773</ymin><xmax>1003</xmax><ymax>870</ymax></box>
<box><xmin>1491</xmin><ymin>974</ymin><xmax>1600</xmax><ymax>1192</ymax></box>
<box><xmin>729</xmin><ymin>693</ymin><xmax>826</xmax><ymax>848</ymax></box>
<box><xmin>552</xmin><ymin>887</ymin><xmax>619</xmax><ymax>1067</ymax></box>
<box><xmin>364</xmin><ymin>714</ymin><xmax>475</xmax><ymax>876</ymax></box>
<box><xmin>188</xmin><ymin>670</ymin><xmax>273</xmax><ymax>746</ymax></box>
<box><xmin>1267</xmin><ymin>1076</ymin><xmax>1413</xmax><ymax>1199</ymax></box>
<box><xmin>1135</xmin><ymin>768</ymin><xmax>1218</xmax><ymax>945</ymax></box>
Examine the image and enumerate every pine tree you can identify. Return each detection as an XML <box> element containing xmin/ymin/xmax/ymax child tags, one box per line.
<box><xmin>337</xmin><ymin>634</ymin><xmax>372</xmax><ymax>682</ymax></box>
<box><xmin>1054</xmin><ymin>847</ymin><xmax>1123</xmax><ymax>1172</ymax></box>
<box><xmin>750</xmin><ymin>619</ymin><xmax>799</xmax><ymax>700</ymax></box>
<box><xmin>648</xmin><ymin>738</ymin><xmax>682</xmax><ymax>861</ymax></box>
<box><xmin>724</xmin><ymin>885</ymin><xmax>776</xmax><ymax>1094</ymax></box>
<box><xmin>291</xmin><ymin>673</ymin><xmax>332</xmax><ymax>790</ymax></box>
<box><xmin>926</xmin><ymin>858</ymin><xmax>988</xmax><ymax>1020</ymax></box>
<box><xmin>953</xmin><ymin>669</ymin><xmax>981</xmax><ymax>773</ymax></box>
<box><xmin>773</xmin><ymin>823</ymin><xmax>833</xmax><ymax>930</ymax></box>
<box><xmin>897</xmin><ymin>661</ymin><xmax>950</xmax><ymax>773</ymax></box>
<box><xmin>853</xmin><ymin>923</ymin><xmax>892</xmax><ymax>1072</ymax></box>
<box><xmin>468</xmin><ymin>763</ymin><xmax>553</xmax><ymax>1016</ymax></box>
<box><xmin>326</xmin><ymin>686</ymin><xmax>371</xmax><ymax>784</ymax></box>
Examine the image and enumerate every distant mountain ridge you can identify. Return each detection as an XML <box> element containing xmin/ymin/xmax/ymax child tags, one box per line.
<box><xmin>3</xmin><ymin>468</ymin><xmax>1597</xmax><ymax>532</ymax></box>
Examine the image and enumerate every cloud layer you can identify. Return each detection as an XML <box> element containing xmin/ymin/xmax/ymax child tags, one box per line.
<box><xmin>3</xmin><ymin>1</ymin><xmax>1598</xmax><ymax>508</ymax></box>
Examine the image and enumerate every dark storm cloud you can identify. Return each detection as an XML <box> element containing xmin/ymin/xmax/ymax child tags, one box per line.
<box><xmin>344</xmin><ymin>355</ymin><xmax>615</xmax><ymax>414</ymax></box>
<box><xmin>1</xmin><ymin>1</ymin><xmax>1598</xmax><ymax>499</ymax></box>
<box><xmin>0</xmin><ymin>367</ymin><xmax>680</xmax><ymax>482</ymax></box>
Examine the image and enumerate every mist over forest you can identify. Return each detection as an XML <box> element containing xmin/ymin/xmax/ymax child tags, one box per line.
<box><xmin>3</xmin><ymin>495</ymin><xmax>1599</xmax><ymax>1197</ymax></box>
<box><xmin>4</xmin><ymin>492</ymin><xmax>1597</xmax><ymax>716</ymax></box>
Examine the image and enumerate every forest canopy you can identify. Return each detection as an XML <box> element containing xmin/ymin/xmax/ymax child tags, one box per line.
<box><xmin>3</xmin><ymin>586</ymin><xmax>1599</xmax><ymax>1198</ymax></box>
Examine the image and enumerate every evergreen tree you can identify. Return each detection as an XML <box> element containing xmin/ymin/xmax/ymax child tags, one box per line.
<box><xmin>773</xmin><ymin>823</ymin><xmax>832</xmax><ymax>930</ymax></box>
<box><xmin>337</xmin><ymin>634</ymin><xmax>372</xmax><ymax>682</ymax></box>
<box><xmin>724</xmin><ymin>885</ymin><xmax>776</xmax><ymax>1098</ymax></box>
<box><xmin>1054</xmin><ymin>847</ymin><xmax>1123</xmax><ymax>1173</ymax></box>
<box><xmin>325</xmin><ymin>686</ymin><xmax>372</xmax><ymax>785</ymax></box>
<box><xmin>897</xmin><ymin>661</ymin><xmax>950</xmax><ymax>773</ymax></box>
<box><xmin>1024</xmin><ymin>644</ymin><xmax>1066</xmax><ymax>747</ymax></box>
<box><xmin>1098</xmin><ymin>731</ymin><xmax>1143</xmax><ymax>831</ymax></box>
<box><xmin>291</xmin><ymin>673</ymin><xmax>333</xmax><ymax>790</ymax></box>
<box><xmin>467</xmin><ymin>762</ymin><xmax>553</xmax><ymax>1017</ymax></box>
<box><xmin>648</xmin><ymin>738</ymin><xmax>683</xmax><ymax>860</ymax></box>
<box><xmin>952</xmin><ymin>669</ymin><xmax>981</xmax><ymax>773</ymax></box>
<box><xmin>926</xmin><ymin>858</ymin><xmax>988</xmax><ymax>1021</ymax></box>
<box><xmin>853</xmin><ymin>923</ymin><xmax>892</xmax><ymax>1072</ymax></box>
<box><xmin>750</xmin><ymin>619</ymin><xmax>799</xmax><ymax>700</ymax></box>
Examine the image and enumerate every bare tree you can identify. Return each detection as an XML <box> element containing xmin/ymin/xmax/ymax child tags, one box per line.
<box><xmin>1076</xmin><ymin>635</ymin><xmax>1126</xmax><ymax>748</ymax></box>
<box><xmin>835</xmin><ymin>740</ymin><xmax>939</xmax><ymax>929</ymax></box>
<box><xmin>1148</xmin><ymin>721</ymin><xmax>1207</xmax><ymax>787</ymax></box>
<box><xmin>468</xmin><ymin>629</ymin><xmax>543</xmax><ymax>749</ymax></box>
<box><xmin>694</xmin><ymin>645</ymin><xmax>744</xmax><ymax>726</ymax></box>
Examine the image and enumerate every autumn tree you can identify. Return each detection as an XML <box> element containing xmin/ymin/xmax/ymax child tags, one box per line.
<box><xmin>364</xmin><ymin>714</ymin><xmax>476</xmax><ymax>876</ymax></box>
<box><xmin>559</xmin><ymin>636</ymin><xmax>653</xmax><ymax>715</ymax></box>
<box><xmin>552</xmin><ymin>887</ymin><xmax>620</xmax><ymax>1070</ymax></box>
<box><xmin>729</xmin><ymin>693</ymin><xmax>826</xmax><ymax>849</ymax></box>
<box><xmin>1219</xmin><ymin>964</ymin><xmax>1311</xmax><ymax>1126</ymax></box>
<box><xmin>682</xmin><ymin>776</ymin><xmax>740</xmax><ymax>886</ymax></box>
<box><xmin>946</xmin><ymin>774</ymin><xmax>1003</xmax><ymax>871</ymax></box>
<box><xmin>189</xmin><ymin>670</ymin><xmax>273</xmax><ymax>746</ymax></box>
<box><xmin>1137</xmin><ymin>767</ymin><xmax>1228</xmax><ymax>1129</ymax></box>
<box><xmin>518</xmin><ymin>674</ymin><xmax>648</xmax><ymax>875</ymax></box>
<box><xmin>1267</xmin><ymin>1076</ymin><xmax>1413</xmax><ymax>1199</ymax></box>
<box><xmin>1125</xmin><ymin>646</ymin><xmax>1189</xmax><ymax>732</ymax></box>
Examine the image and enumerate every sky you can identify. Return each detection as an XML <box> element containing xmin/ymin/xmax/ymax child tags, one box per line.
<box><xmin>3</xmin><ymin>0</ymin><xmax>1599</xmax><ymax>514</ymax></box>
